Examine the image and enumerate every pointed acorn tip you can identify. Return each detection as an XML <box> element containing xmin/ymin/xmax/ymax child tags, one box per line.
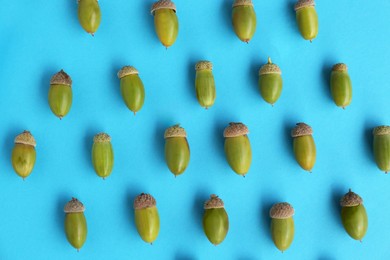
<box><xmin>90</xmin><ymin>33</ymin><xmax>94</xmax><ymax>37</ymax></box>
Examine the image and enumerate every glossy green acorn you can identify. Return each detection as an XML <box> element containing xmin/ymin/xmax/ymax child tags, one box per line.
<box><xmin>291</xmin><ymin>123</ymin><xmax>316</xmax><ymax>172</ymax></box>
<box><xmin>77</xmin><ymin>0</ymin><xmax>101</xmax><ymax>35</ymax></box>
<box><xmin>224</xmin><ymin>123</ymin><xmax>252</xmax><ymax>176</ymax></box>
<box><xmin>373</xmin><ymin>126</ymin><xmax>390</xmax><ymax>173</ymax></box>
<box><xmin>340</xmin><ymin>190</ymin><xmax>368</xmax><ymax>241</ymax></box>
<box><xmin>258</xmin><ymin>58</ymin><xmax>283</xmax><ymax>105</ymax></box>
<box><xmin>48</xmin><ymin>70</ymin><xmax>72</xmax><ymax>119</ymax></box>
<box><xmin>195</xmin><ymin>61</ymin><xmax>216</xmax><ymax>109</ymax></box>
<box><xmin>11</xmin><ymin>131</ymin><xmax>36</xmax><ymax>179</ymax></box>
<box><xmin>232</xmin><ymin>0</ymin><xmax>256</xmax><ymax>43</ymax></box>
<box><xmin>270</xmin><ymin>202</ymin><xmax>295</xmax><ymax>252</ymax></box>
<box><xmin>118</xmin><ymin>66</ymin><xmax>145</xmax><ymax>115</ymax></box>
<box><xmin>134</xmin><ymin>193</ymin><xmax>160</xmax><ymax>244</ymax></box>
<box><xmin>203</xmin><ymin>195</ymin><xmax>229</xmax><ymax>245</ymax></box>
<box><xmin>294</xmin><ymin>0</ymin><xmax>318</xmax><ymax>41</ymax></box>
<box><xmin>92</xmin><ymin>133</ymin><xmax>114</xmax><ymax>179</ymax></box>
<box><xmin>330</xmin><ymin>63</ymin><xmax>352</xmax><ymax>108</ymax></box>
<box><xmin>164</xmin><ymin>125</ymin><xmax>190</xmax><ymax>176</ymax></box>
<box><xmin>151</xmin><ymin>0</ymin><xmax>179</xmax><ymax>48</ymax></box>
<box><xmin>64</xmin><ymin>198</ymin><xmax>87</xmax><ymax>251</ymax></box>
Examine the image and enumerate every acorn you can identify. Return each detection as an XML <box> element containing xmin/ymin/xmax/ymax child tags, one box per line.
<box><xmin>340</xmin><ymin>189</ymin><xmax>368</xmax><ymax>241</ymax></box>
<box><xmin>64</xmin><ymin>198</ymin><xmax>87</xmax><ymax>251</ymax></box>
<box><xmin>258</xmin><ymin>57</ymin><xmax>283</xmax><ymax>106</ymax></box>
<box><xmin>203</xmin><ymin>195</ymin><xmax>229</xmax><ymax>245</ymax></box>
<box><xmin>77</xmin><ymin>0</ymin><xmax>101</xmax><ymax>35</ymax></box>
<box><xmin>151</xmin><ymin>0</ymin><xmax>179</xmax><ymax>48</ymax></box>
<box><xmin>224</xmin><ymin>123</ymin><xmax>252</xmax><ymax>176</ymax></box>
<box><xmin>330</xmin><ymin>63</ymin><xmax>352</xmax><ymax>109</ymax></box>
<box><xmin>134</xmin><ymin>193</ymin><xmax>160</xmax><ymax>244</ymax></box>
<box><xmin>373</xmin><ymin>126</ymin><xmax>390</xmax><ymax>173</ymax></box>
<box><xmin>294</xmin><ymin>0</ymin><xmax>318</xmax><ymax>41</ymax></box>
<box><xmin>117</xmin><ymin>66</ymin><xmax>145</xmax><ymax>115</ymax></box>
<box><xmin>48</xmin><ymin>70</ymin><xmax>72</xmax><ymax>119</ymax></box>
<box><xmin>164</xmin><ymin>125</ymin><xmax>190</xmax><ymax>177</ymax></box>
<box><xmin>270</xmin><ymin>202</ymin><xmax>295</xmax><ymax>252</ymax></box>
<box><xmin>291</xmin><ymin>123</ymin><xmax>316</xmax><ymax>172</ymax></box>
<box><xmin>11</xmin><ymin>131</ymin><xmax>36</xmax><ymax>179</ymax></box>
<box><xmin>92</xmin><ymin>133</ymin><xmax>114</xmax><ymax>179</ymax></box>
<box><xmin>232</xmin><ymin>0</ymin><xmax>256</xmax><ymax>43</ymax></box>
<box><xmin>195</xmin><ymin>61</ymin><xmax>216</xmax><ymax>109</ymax></box>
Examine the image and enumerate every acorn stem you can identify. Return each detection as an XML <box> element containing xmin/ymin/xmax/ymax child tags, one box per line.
<box><xmin>268</xmin><ymin>57</ymin><xmax>272</xmax><ymax>64</ymax></box>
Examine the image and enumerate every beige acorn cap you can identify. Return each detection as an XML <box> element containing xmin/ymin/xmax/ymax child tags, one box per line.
<box><xmin>151</xmin><ymin>0</ymin><xmax>176</xmax><ymax>14</ymax></box>
<box><xmin>50</xmin><ymin>70</ymin><xmax>72</xmax><ymax>86</ymax></box>
<box><xmin>164</xmin><ymin>124</ymin><xmax>187</xmax><ymax>138</ymax></box>
<box><xmin>269</xmin><ymin>202</ymin><xmax>294</xmax><ymax>219</ymax></box>
<box><xmin>94</xmin><ymin>133</ymin><xmax>111</xmax><ymax>143</ymax></box>
<box><xmin>134</xmin><ymin>193</ymin><xmax>157</xmax><ymax>210</ymax></box>
<box><xmin>373</xmin><ymin>126</ymin><xmax>390</xmax><ymax>136</ymax></box>
<box><xmin>259</xmin><ymin>57</ymin><xmax>282</xmax><ymax>75</ymax></box>
<box><xmin>340</xmin><ymin>189</ymin><xmax>363</xmax><ymax>207</ymax></box>
<box><xmin>332</xmin><ymin>63</ymin><xmax>348</xmax><ymax>72</ymax></box>
<box><xmin>204</xmin><ymin>194</ymin><xmax>225</xmax><ymax>209</ymax></box>
<box><xmin>14</xmin><ymin>131</ymin><xmax>36</xmax><ymax>147</ymax></box>
<box><xmin>291</xmin><ymin>123</ymin><xmax>313</xmax><ymax>137</ymax></box>
<box><xmin>195</xmin><ymin>61</ymin><xmax>213</xmax><ymax>71</ymax></box>
<box><xmin>294</xmin><ymin>0</ymin><xmax>315</xmax><ymax>11</ymax></box>
<box><xmin>224</xmin><ymin>122</ymin><xmax>249</xmax><ymax>138</ymax></box>
<box><xmin>117</xmin><ymin>66</ymin><xmax>139</xmax><ymax>79</ymax></box>
<box><xmin>64</xmin><ymin>198</ymin><xmax>85</xmax><ymax>213</ymax></box>
<box><xmin>233</xmin><ymin>0</ymin><xmax>253</xmax><ymax>7</ymax></box>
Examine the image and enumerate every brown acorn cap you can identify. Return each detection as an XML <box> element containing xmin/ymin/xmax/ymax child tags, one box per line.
<box><xmin>64</xmin><ymin>198</ymin><xmax>85</xmax><ymax>213</ymax></box>
<box><xmin>291</xmin><ymin>123</ymin><xmax>313</xmax><ymax>137</ymax></box>
<box><xmin>373</xmin><ymin>125</ymin><xmax>390</xmax><ymax>136</ymax></box>
<box><xmin>151</xmin><ymin>0</ymin><xmax>176</xmax><ymax>14</ymax></box>
<box><xmin>14</xmin><ymin>131</ymin><xmax>36</xmax><ymax>147</ymax></box>
<box><xmin>294</xmin><ymin>0</ymin><xmax>315</xmax><ymax>11</ymax></box>
<box><xmin>233</xmin><ymin>0</ymin><xmax>253</xmax><ymax>7</ymax></box>
<box><xmin>117</xmin><ymin>66</ymin><xmax>139</xmax><ymax>79</ymax></box>
<box><xmin>94</xmin><ymin>133</ymin><xmax>111</xmax><ymax>143</ymax></box>
<box><xmin>259</xmin><ymin>57</ymin><xmax>282</xmax><ymax>75</ymax></box>
<box><xmin>332</xmin><ymin>63</ymin><xmax>348</xmax><ymax>72</ymax></box>
<box><xmin>223</xmin><ymin>122</ymin><xmax>249</xmax><ymax>138</ymax></box>
<box><xmin>134</xmin><ymin>193</ymin><xmax>157</xmax><ymax>210</ymax></box>
<box><xmin>269</xmin><ymin>202</ymin><xmax>294</xmax><ymax>219</ymax></box>
<box><xmin>195</xmin><ymin>61</ymin><xmax>213</xmax><ymax>71</ymax></box>
<box><xmin>340</xmin><ymin>189</ymin><xmax>363</xmax><ymax>207</ymax></box>
<box><xmin>50</xmin><ymin>70</ymin><xmax>72</xmax><ymax>86</ymax></box>
<box><xmin>164</xmin><ymin>124</ymin><xmax>187</xmax><ymax>138</ymax></box>
<box><xmin>204</xmin><ymin>194</ymin><xmax>224</xmax><ymax>209</ymax></box>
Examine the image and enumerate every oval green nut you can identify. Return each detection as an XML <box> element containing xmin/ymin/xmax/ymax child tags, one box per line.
<box><xmin>92</xmin><ymin>133</ymin><xmax>114</xmax><ymax>179</ymax></box>
<box><xmin>64</xmin><ymin>198</ymin><xmax>87</xmax><ymax>251</ymax></box>
<box><xmin>195</xmin><ymin>61</ymin><xmax>216</xmax><ymax>109</ymax></box>
<box><xmin>340</xmin><ymin>190</ymin><xmax>368</xmax><ymax>241</ymax></box>
<box><xmin>118</xmin><ymin>66</ymin><xmax>145</xmax><ymax>115</ymax></box>
<box><xmin>258</xmin><ymin>57</ymin><xmax>283</xmax><ymax>106</ymax></box>
<box><xmin>291</xmin><ymin>123</ymin><xmax>316</xmax><ymax>172</ymax></box>
<box><xmin>134</xmin><ymin>193</ymin><xmax>160</xmax><ymax>244</ymax></box>
<box><xmin>48</xmin><ymin>70</ymin><xmax>73</xmax><ymax>119</ymax></box>
<box><xmin>77</xmin><ymin>0</ymin><xmax>101</xmax><ymax>35</ymax></box>
<box><xmin>294</xmin><ymin>0</ymin><xmax>318</xmax><ymax>42</ymax></box>
<box><xmin>151</xmin><ymin>0</ymin><xmax>179</xmax><ymax>48</ymax></box>
<box><xmin>373</xmin><ymin>126</ymin><xmax>390</xmax><ymax>173</ymax></box>
<box><xmin>232</xmin><ymin>0</ymin><xmax>256</xmax><ymax>43</ymax></box>
<box><xmin>224</xmin><ymin>123</ymin><xmax>252</xmax><ymax>176</ymax></box>
<box><xmin>330</xmin><ymin>63</ymin><xmax>352</xmax><ymax>109</ymax></box>
<box><xmin>11</xmin><ymin>131</ymin><xmax>36</xmax><ymax>179</ymax></box>
<box><xmin>203</xmin><ymin>195</ymin><xmax>229</xmax><ymax>245</ymax></box>
<box><xmin>270</xmin><ymin>202</ymin><xmax>295</xmax><ymax>252</ymax></box>
<box><xmin>164</xmin><ymin>125</ymin><xmax>190</xmax><ymax>177</ymax></box>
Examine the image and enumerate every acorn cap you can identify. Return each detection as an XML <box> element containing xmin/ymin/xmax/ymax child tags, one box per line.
<box><xmin>233</xmin><ymin>0</ymin><xmax>253</xmax><ymax>7</ymax></box>
<box><xmin>340</xmin><ymin>190</ymin><xmax>363</xmax><ymax>207</ymax></box>
<box><xmin>259</xmin><ymin>57</ymin><xmax>282</xmax><ymax>75</ymax></box>
<box><xmin>224</xmin><ymin>123</ymin><xmax>249</xmax><ymax>138</ymax></box>
<box><xmin>117</xmin><ymin>66</ymin><xmax>139</xmax><ymax>79</ymax></box>
<box><xmin>94</xmin><ymin>133</ymin><xmax>111</xmax><ymax>143</ymax></box>
<box><xmin>151</xmin><ymin>0</ymin><xmax>176</xmax><ymax>14</ymax></box>
<box><xmin>332</xmin><ymin>63</ymin><xmax>348</xmax><ymax>72</ymax></box>
<box><xmin>269</xmin><ymin>202</ymin><xmax>294</xmax><ymax>219</ymax></box>
<box><xmin>195</xmin><ymin>61</ymin><xmax>213</xmax><ymax>71</ymax></box>
<box><xmin>64</xmin><ymin>198</ymin><xmax>85</xmax><ymax>213</ymax></box>
<box><xmin>291</xmin><ymin>123</ymin><xmax>313</xmax><ymax>137</ymax></box>
<box><xmin>373</xmin><ymin>126</ymin><xmax>390</xmax><ymax>136</ymax></box>
<box><xmin>294</xmin><ymin>0</ymin><xmax>315</xmax><ymax>11</ymax></box>
<box><xmin>164</xmin><ymin>124</ymin><xmax>187</xmax><ymax>138</ymax></box>
<box><xmin>134</xmin><ymin>193</ymin><xmax>157</xmax><ymax>210</ymax></box>
<box><xmin>14</xmin><ymin>131</ymin><xmax>36</xmax><ymax>147</ymax></box>
<box><xmin>50</xmin><ymin>70</ymin><xmax>72</xmax><ymax>86</ymax></box>
<box><xmin>204</xmin><ymin>194</ymin><xmax>224</xmax><ymax>209</ymax></box>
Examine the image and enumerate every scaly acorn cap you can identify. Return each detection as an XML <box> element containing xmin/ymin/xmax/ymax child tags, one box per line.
<box><xmin>233</xmin><ymin>0</ymin><xmax>253</xmax><ymax>7</ymax></box>
<box><xmin>340</xmin><ymin>189</ymin><xmax>363</xmax><ymax>207</ymax></box>
<box><xmin>117</xmin><ymin>66</ymin><xmax>139</xmax><ymax>79</ymax></box>
<box><xmin>64</xmin><ymin>198</ymin><xmax>85</xmax><ymax>213</ymax></box>
<box><xmin>164</xmin><ymin>124</ymin><xmax>187</xmax><ymax>138</ymax></box>
<box><xmin>294</xmin><ymin>0</ymin><xmax>315</xmax><ymax>11</ymax></box>
<box><xmin>291</xmin><ymin>123</ymin><xmax>313</xmax><ymax>137</ymax></box>
<box><xmin>195</xmin><ymin>61</ymin><xmax>213</xmax><ymax>71</ymax></box>
<box><xmin>259</xmin><ymin>57</ymin><xmax>282</xmax><ymax>75</ymax></box>
<box><xmin>50</xmin><ymin>70</ymin><xmax>72</xmax><ymax>86</ymax></box>
<box><xmin>151</xmin><ymin>0</ymin><xmax>176</xmax><ymax>14</ymax></box>
<box><xmin>269</xmin><ymin>202</ymin><xmax>295</xmax><ymax>219</ymax></box>
<box><xmin>204</xmin><ymin>194</ymin><xmax>224</xmax><ymax>209</ymax></box>
<box><xmin>14</xmin><ymin>131</ymin><xmax>36</xmax><ymax>147</ymax></box>
<box><xmin>223</xmin><ymin>122</ymin><xmax>249</xmax><ymax>138</ymax></box>
<box><xmin>134</xmin><ymin>193</ymin><xmax>157</xmax><ymax>210</ymax></box>
<box><xmin>373</xmin><ymin>126</ymin><xmax>390</xmax><ymax>136</ymax></box>
<box><xmin>332</xmin><ymin>63</ymin><xmax>348</xmax><ymax>72</ymax></box>
<box><xmin>93</xmin><ymin>133</ymin><xmax>111</xmax><ymax>143</ymax></box>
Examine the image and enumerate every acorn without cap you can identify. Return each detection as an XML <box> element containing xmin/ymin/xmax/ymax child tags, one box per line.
<box><xmin>373</xmin><ymin>126</ymin><xmax>390</xmax><ymax>173</ymax></box>
<box><xmin>11</xmin><ymin>131</ymin><xmax>36</xmax><ymax>179</ymax></box>
<box><xmin>291</xmin><ymin>123</ymin><xmax>316</xmax><ymax>172</ymax></box>
<box><xmin>270</xmin><ymin>202</ymin><xmax>295</xmax><ymax>252</ymax></box>
<box><xmin>203</xmin><ymin>195</ymin><xmax>229</xmax><ymax>245</ymax></box>
<box><xmin>195</xmin><ymin>61</ymin><xmax>216</xmax><ymax>109</ymax></box>
<box><xmin>64</xmin><ymin>198</ymin><xmax>87</xmax><ymax>251</ymax></box>
<box><xmin>92</xmin><ymin>133</ymin><xmax>114</xmax><ymax>179</ymax></box>
<box><xmin>294</xmin><ymin>0</ymin><xmax>318</xmax><ymax>41</ymax></box>
<box><xmin>77</xmin><ymin>0</ymin><xmax>101</xmax><ymax>35</ymax></box>
<box><xmin>258</xmin><ymin>57</ymin><xmax>283</xmax><ymax>106</ymax></box>
<box><xmin>232</xmin><ymin>0</ymin><xmax>256</xmax><ymax>43</ymax></box>
<box><xmin>164</xmin><ymin>125</ymin><xmax>190</xmax><ymax>177</ymax></box>
<box><xmin>151</xmin><ymin>0</ymin><xmax>179</xmax><ymax>48</ymax></box>
<box><xmin>134</xmin><ymin>193</ymin><xmax>160</xmax><ymax>244</ymax></box>
<box><xmin>118</xmin><ymin>66</ymin><xmax>145</xmax><ymax>115</ymax></box>
<box><xmin>330</xmin><ymin>63</ymin><xmax>352</xmax><ymax>109</ymax></box>
<box><xmin>48</xmin><ymin>70</ymin><xmax>72</xmax><ymax>119</ymax></box>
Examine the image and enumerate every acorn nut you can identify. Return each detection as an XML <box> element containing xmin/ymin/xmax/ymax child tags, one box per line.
<box><xmin>134</xmin><ymin>193</ymin><xmax>160</xmax><ymax>244</ymax></box>
<box><xmin>373</xmin><ymin>126</ymin><xmax>390</xmax><ymax>173</ymax></box>
<box><xmin>291</xmin><ymin>123</ymin><xmax>316</xmax><ymax>172</ymax></box>
<box><xmin>151</xmin><ymin>0</ymin><xmax>179</xmax><ymax>48</ymax></box>
<box><xmin>232</xmin><ymin>0</ymin><xmax>257</xmax><ymax>43</ymax></box>
<box><xmin>48</xmin><ymin>70</ymin><xmax>72</xmax><ymax>119</ymax></box>
<box><xmin>118</xmin><ymin>66</ymin><xmax>145</xmax><ymax>115</ymax></box>
<box><xmin>270</xmin><ymin>202</ymin><xmax>295</xmax><ymax>252</ymax></box>
<box><xmin>164</xmin><ymin>125</ymin><xmax>190</xmax><ymax>177</ymax></box>
<box><xmin>195</xmin><ymin>61</ymin><xmax>216</xmax><ymax>109</ymax></box>
<box><xmin>258</xmin><ymin>57</ymin><xmax>283</xmax><ymax>106</ymax></box>
<box><xmin>77</xmin><ymin>0</ymin><xmax>101</xmax><ymax>36</ymax></box>
<box><xmin>330</xmin><ymin>63</ymin><xmax>352</xmax><ymax>109</ymax></box>
<box><xmin>203</xmin><ymin>195</ymin><xmax>229</xmax><ymax>245</ymax></box>
<box><xmin>294</xmin><ymin>0</ymin><xmax>318</xmax><ymax>41</ymax></box>
<box><xmin>64</xmin><ymin>198</ymin><xmax>87</xmax><ymax>251</ymax></box>
<box><xmin>11</xmin><ymin>131</ymin><xmax>36</xmax><ymax>179</ymax></box>
<box><xmin>92</xmin><ymin>133</ymin><xmax>114</xmax><ymax>179</ymax></box>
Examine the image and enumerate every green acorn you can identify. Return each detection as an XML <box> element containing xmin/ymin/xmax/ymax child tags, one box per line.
<box><xmin>291</xmin><ymin>123</ymin><xmax>316</xmax><ymax>172</ymax></box>
<box><xmin>258</xmin><ymin>57</ymin><xmax>283</xmax><ymax>106</ymax></box>
<box><xmin>195</xmin><ymin>61</ymin><xmax>216</xmax><ymax>109</ymax></box>
<box><xmin>373</xmin><ymin>126</ymin><xmax>390</xmax><ymax>173</ymax></box>
<box><xmin>11</xmin><ymin>131</ymin><xmax>36</xmax><ymax>180</ymax></box>
<box><xmin>64</xmin><ymin>198</ymin><xmax>87</xmax><ymax>251</ymax></box>
<box><xmin>134</xmin><ymin>193</ymin><xmax>160</xmax><ymax>244</ymax></box>
<box><xmin>203</xmin><ymin>195</ymin><xmax>229</xmax><ymax>245</ymax></box>
<box><xmin>294</xmin><ymin>0</ymin><xmax>318</xmax><ymax>42</ymax></box>
<box><xmin>117</xmin><ymin>66</ymin><xmax>145</xmax><ymax>115</ymax></box>
<box><xmin>151</xmin><ymin>0</ymin><xmax>179</xmax><ymax>48</ymax></box>
<box><xmin>270</xmin><ymin>202</ymin><xmax>295</xmax><ymax>252</ymax></box>
<box><xmin>164</xmin><ymin>125</ymin><xmax>190</xmax><ymax>177</ymax></box>
<box><xmin>232</xmin><ymin>0</ymin><xmax>256</xmax><ymax>43</ymax></box>
<box><xmin>92</xmin><ymin>133</ymin><xmax>114</xmax><ymax>179</ymax></box>
<box><xmin>330</xmin><ymin>63</ymin><xmax>352</xmax><ymax>109</ymax></box>
<box><xmin>77</xmin><ymin>0</ymin><xmax>101</xmax><ymax>35</ymax></box>
<box><xmin>48</xmin><ymin>70</ymin><xmax>72</xmax><ymax>119</ymax></box>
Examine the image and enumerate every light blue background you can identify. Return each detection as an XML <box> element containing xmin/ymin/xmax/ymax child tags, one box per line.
<box><xmin>0</xmin><ymin>0</ymin><xmax>389</xmax><ymax>259</ymax></box>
